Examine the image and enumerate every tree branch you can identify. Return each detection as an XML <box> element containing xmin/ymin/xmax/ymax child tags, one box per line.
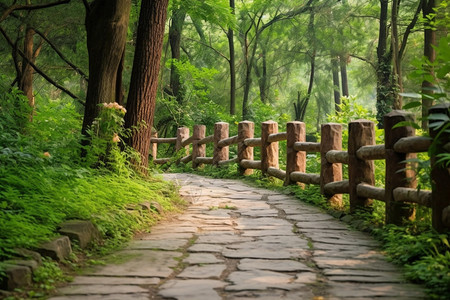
<box><xmin>33</xmin><ymin>28</ymin><xmax>89</xmax><ymax>80</ymax></box>
<box><xmin>0</xmin><ymin>25</ymin><xmax>83</xmax><ymax>104</ymax></box>
<box><xmin>350</xmin><ymin>54</ymin><xmax>376</xmax><ymax>70</ymax></box>
<box><xmin>1</xmin><ymin>0</ymin><xmax>71</xmax><ymax>23</ymax></box>
<box><xmin>184</xmin><ymin>37</ymin><xmax>229</xmax><ymax>62</ymax></box>
<box><xmin>398</xmin><ymin>0</ymin><xmax>423</xmax><ymax>60</ymax></box>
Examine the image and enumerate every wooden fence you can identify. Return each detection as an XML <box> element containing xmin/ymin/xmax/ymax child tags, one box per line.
<box><xmin>151</xmin><ymin>105</ymin><xmax>450</xmax><ymax>232</ymax></box>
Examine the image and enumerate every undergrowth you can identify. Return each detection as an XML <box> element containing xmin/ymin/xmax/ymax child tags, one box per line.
<box><xmin>0</xmin><ymin>88</ymin><xmax>185</xmax><ymax>297</ymax></box>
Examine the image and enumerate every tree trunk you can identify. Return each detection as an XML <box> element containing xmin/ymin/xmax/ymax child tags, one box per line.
<box><xmin>391</xmin><ymin>0</ymin><xmax>402</xmax><ymax>109</ymax></box>
<box><xmin>169</xmin><ymin>7</ymin><xmax>186</xmax><ymax>104</ymax></box>
<box><xmin>421</xmin><ymin>0</ymin><xmax>436</xmax><ymax>129</ymax></box>
<box><xmin>228</xmin><ymin>0</ymin><xmax>236</xmax><ymax>115</ymax></box>
<box><xmin>331</xmin><ymin>56</ymin><xmax>341</xmax><ymax>113</ymax></box>
<box><xmin>376</xmin><ymin>0</ymin><xmax>394</xmax><ymax>128</ymax></box>
<box><xmin>82</xmin><ymin>0</ymin><xmax>131</xmax><ymax>137</ymax></box>
<box><xmin>19</xmin><ymin>26</ymin><xmax>35</xmax><ymax>117</ymax></box>
<box><xmin>340</xmin><ymin>54</ymin><xmax>349</xmax><ymax>97</ymax></box>
<box><xmin>125</xmin><ymin>0</ymin><xmax>169</xmax><ymax>170</ymax></box>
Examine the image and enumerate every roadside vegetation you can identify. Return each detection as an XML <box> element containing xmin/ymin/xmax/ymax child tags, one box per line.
<box><xmin>0</xmin><ymin>87</ymin><xmax>185</xmax><ymax>298</ymax></box>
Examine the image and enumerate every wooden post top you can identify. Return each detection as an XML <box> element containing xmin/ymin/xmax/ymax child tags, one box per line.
<box><xmin>262</xmin><ymin>120</ymin><xmax>277</xmax><ymax>124</ymax></box>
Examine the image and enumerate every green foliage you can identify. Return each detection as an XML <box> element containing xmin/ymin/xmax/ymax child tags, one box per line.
<box><xmin>374</xmin><ymin>225</ymin><xmax>450</xmax><ymax>299</ymax></box>
<box><xmin>32</xmin><ymin>258</ymin><xmax>68</xmax><ymax>292</ymax></box>
<box><xmin>83</xmin><ymin>103</ymin><xmax>141</xmax><ymax>175</ymax></box>
<box><xmin>0</xmin><ymin>88</ymin><xmax>185</xmax><ymax>263</ymax></box>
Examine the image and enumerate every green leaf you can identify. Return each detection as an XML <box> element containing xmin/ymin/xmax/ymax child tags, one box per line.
<box><xmin>399</xmin><ymin>93</ymin><xmax>421</xmax><ymax>99</ymax></box>
<box><xmin>428</xmin><ymin>114</ymin><xmax>450</xmax><ymax>122</ymax></box>
<box><xmin>402</xmin><ymin>101</ymin><xmax>422</xmax><ymax>109</ymax></box>
<box><xmin>392</xmin><ymin>121</ymin><xmax>421</xmax><ymax>130</ymax></box>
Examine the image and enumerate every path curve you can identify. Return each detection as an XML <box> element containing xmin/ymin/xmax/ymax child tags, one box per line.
<box><xmin>49</xmin><ymin>173</ymin><xmax>425</xmax><ymax>300</ymax></box>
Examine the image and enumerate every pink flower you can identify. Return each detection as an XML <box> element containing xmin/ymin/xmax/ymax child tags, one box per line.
<box><xmin>43</xmin><ymin>152</ymin><xmax>51</xmax><ymax>157</ymax></box>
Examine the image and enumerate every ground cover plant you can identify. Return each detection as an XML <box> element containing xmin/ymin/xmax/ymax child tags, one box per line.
<box><xmin>0</xmin><ymin>87</ymin><xmax>185</xmax><ymax>298</ymax></box>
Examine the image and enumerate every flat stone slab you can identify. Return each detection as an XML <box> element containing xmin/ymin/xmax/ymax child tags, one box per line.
<box><xmin>238</xmin><ymin>259</ymin><xmax>312</xmax><ymax>272</ymax></box>
<box><xmin>177</xmin><ymin>264</ymin><xmax>226</xmax><ymax>279</ymax></box>
<box><xmin>314</xmin><ymin>257</ymin><xmax>399</xmax><ymax>272</ymax></box>
<box><xmin>158</xmin><ymin>279</ymin><xmax>226</xmax><ymax>300</ymax></box>
<box><xmin>138</xmin><ymin>232</ymin><xmax>193</xmax><ymax>240</ymax></box>
<box><xmin>71</xmin><ymin>276</ymin><xmax>160</xmax><ymax>285</ymax></box>
<box><xmin>90</xmin><ymin>250</ymin><xmax>181</xmax><ymax>278</ymax></box>
<box><xmin>196</xmin><ymin>234</ymin><xmax>253</xmax><ymax>244</ymax></box>
<box><xmin>286</xmin><ymin>214</ymin><xmax>335</xmax><ymax>222</ymax></box>
<box><xmin>184</xmin><ymin>253</ymin><xmax>224</xmax><ymax>264</ymax></box>
<box><xmin>57</xmin><ymin>284</ymin><xmax>148</xmax><ymax>295</ymax></box>
<box><xmin>225</xmin><ymin>270</ymin><xmax>300</xmax><ymax>291</ymax></box>
<box><xmin>127</xmin><ymin>239</ymin><xmax>187</xmax><ymax>251</ymax></box>
<box><xmin>49</xmin><ymin>294</ymin><xmax>149</xmax><ymax>300</ymax></box>
<box><xmin>296</xmin><ymin>221</ymin><xmax>350</xmax><ymax>230</ymax></box>
<box><xmin>227</xmin><ymin>290</ymin><xmax>314</xmax><ymax>299</ymax></box>
<box><xmin>188</xmin><ymin>244</ymin><xmax>224</xmax><ymax>253</ymax></box>
<box><xmin>327</xmin><ymin>282</ymin><xmax>425</xmax><ymax>298</ymax></box>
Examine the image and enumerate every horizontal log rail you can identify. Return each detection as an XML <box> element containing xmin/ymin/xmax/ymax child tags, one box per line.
<box><xmin>357</xmin><ymin>183</ymin><xmax>385</xmax><ymax>201</ymax></box>
<box><xmin>218</xmin><ymin>157</ymin><xmax>239</xmax><ymax>166</ymax></box>
<box><xmin>293</xmin><ymin>142</ymin><xmax>320</xmax><ymax>152</ymax></box>
<box><xmin>181</xmin><ymin>136</ymin><xmax>194</xmax><ymax>147</ymax></box>
<box><xmin>151</xmin><ymin>137</ymin><xmax>177</xmax><ymax>144</ymax></box>
<box><xmin>194</xmin><ymin>157</ymin><xmax>214</xmax><ymax>165</ymax></box>
<box><xmin>323</xmin><ymin>180</ymin><xmax>349</xmax><ymax>195</ymax></box>
<box><xmin>357</xmin><ymin>145</ymin><xmax>386</xmax><ymax>160</ymax></box>
<box><xmin>180</xmin><ymin>155</ymin><xmax>192</xmax><ymax>164</ymax></box>
<box><xmin>267</xmin><ymin>167</ymin><xmax>286</xmax><ymax>180</ymax></box>
<box><xmin>290</xmin><ymin>172</ymin><xmax>320</xmax><ymax>185</ymax></box>
<box><xmin>393</xmin><ymin>136</ymin><xmax>432</xmax><ymax>153</ymax></box>
<box><xmin>198</xmin><ymin>135</ymin><xmax>214</xmax><ymax>145</ymax></box>
<box><xmin>244</xmin><ymin>137</ymin><xmax>262</xmax><ymax>147</ymax></box>
<box><xmin>267</xmin><ymin>132</ymin><xmax>287</xmax><ymax>143</ymax></box>
<box><xmin>217</xmin><ymin>135</ymin><xmax>238</xmax><ymax>148</ymax></box>
<box><xmin>151</xmin><ymin>103</ymin><xmax>450</xmax><ymax>232</ymax></box>
<box><xmin>393</xmin><ymin>187</ymin><xmax>432</xmax><ymax>207</ymax></box>
<box><xmin>326</xmin><ymin>150</ymin><xmax>349</xmax><ymax>164</ymax></box>
<box><xmin>153</xmin><ymin>158</ymin><xmax>171</xmax><ymax>164</ymax></box>
<box><xmin>240</xmin><ymin>159</ymin><xmax>262</xmax><ymax>170</ymax></box>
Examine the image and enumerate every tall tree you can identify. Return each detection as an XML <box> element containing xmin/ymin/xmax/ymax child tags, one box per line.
<box><xmin>168</xmin><ymin>5</ymin><xmax>186</xmax><ymax>104</ymax></box>
<box><xmin>421</xmin><ymin>0</ymin><xmax>437</xmax><ymax>129</ymax></box>
<box><xmin>227</xmin><ymin>0</ymin><xmax>236</xmax><ymax>115</ymax></box>
<box><xmin>81</xmin><ymin>0</ymin><xmax>131</xmax><ymax>138</ymax></box>
<box><xmin>125</xmin><ymin>0</ymin><xmax>169</xmax><ymax>170</ymax></box>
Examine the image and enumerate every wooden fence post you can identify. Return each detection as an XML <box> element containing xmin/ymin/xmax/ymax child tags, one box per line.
<box><xmin>150</xmin><ymin>130</ymin><xmax>157</xmax><ymax>160</ymax></box>
<box><xmin>320</xmin><ymin>123</ymin><xmax>343</xmax><ymax>207</ymax></box>
<box><xmin>238</xmin><ymin>121</ymin><xmax>254</xmax><ymax>175</ymax></box>
<box><xmin>261</xmin><ymin>121</ymin><xmax>279</xmax><ymax>175</ymax></box>
<box><xmin>213</xmin><ymin>122</ymin><xmax>229</xmax><ymax>166</ymax></box>
<box><xmin>192</xmin><ymin>125</ymin><xmax>206</xmax><ymax>169</ymax></box>
<box><xmin>285</xmin><ymin>121</ymin><xmax>306</xmax><ymax>186</ymax></box>
<box><xmin>384</xmin><ymin>110</ymin><xmax>416</xmax><ymax>225</ymax></box>
<box><xmin>348</xmin><ymin>120</ymin><xmax>375</xmax><ymax>213</ymax></box>
<box><xmin>429</xmin><ymin>104</ymin><xmax>450</xmax><ymax>232</ymax></box>
<box><xmin>176</xmin><ymin>127</ymin><xmax>190</xmax><ymax>155</ymax></box>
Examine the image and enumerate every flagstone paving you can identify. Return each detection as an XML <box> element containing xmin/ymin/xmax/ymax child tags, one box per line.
<box><xmin>49</xmin><ymin>173</ymin><xmax>425</xmax><ymax>300</ymax></box>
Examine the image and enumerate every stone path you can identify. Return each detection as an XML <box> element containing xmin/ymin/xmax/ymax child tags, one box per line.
<box><xmin>49</xmin><ymin>173</ymin><xmax>425</xmax><ymax>300</ymax></box>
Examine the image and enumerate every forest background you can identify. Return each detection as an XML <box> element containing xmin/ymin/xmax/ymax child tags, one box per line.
<box><xmin>0</xmin><ymin>0</ymin><xmax>449</xmax><ymax>299</ymax></box>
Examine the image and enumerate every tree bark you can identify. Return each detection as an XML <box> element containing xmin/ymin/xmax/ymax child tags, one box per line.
<box><xmin>340</xmin><ymin>54</ymin><xmax>349</xmax><ymax>97</ymax></box>
<box><xmin>331</xmin><ymin>56</ymin><xmax>341</xmax><ymax>113</ymax></box>
<box><xmin>376</xmin><ymin>0</ymin><xmax>394</xmax><ymax>128</ymax></box>
<box><xmin>125</xmin><ymin>0</ymin><xmax>169</xmax><ymax>170</ymax></box>
<box><xmin>228</xmin><ymin>0</ymin><xmax>236</xmax><ymax>115</ymax></box>
<box><xmin>19</xmin><ymin>26</ymin><xmax>35</xmax><ymax>112</ymax></box>
<box><xmin>82</xmin><ymin>0</ymin><xmax>131</xmax><ymax>137</ymax></box>
<box><xmin>421</xmin><ymin>0</ymin><xmax>436</xmax><ymax>129</ymax></box>
<box><xmin>169</xmin><ymin>7</ymin><xmax>186</xmax><ymax>104</ymax></box>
